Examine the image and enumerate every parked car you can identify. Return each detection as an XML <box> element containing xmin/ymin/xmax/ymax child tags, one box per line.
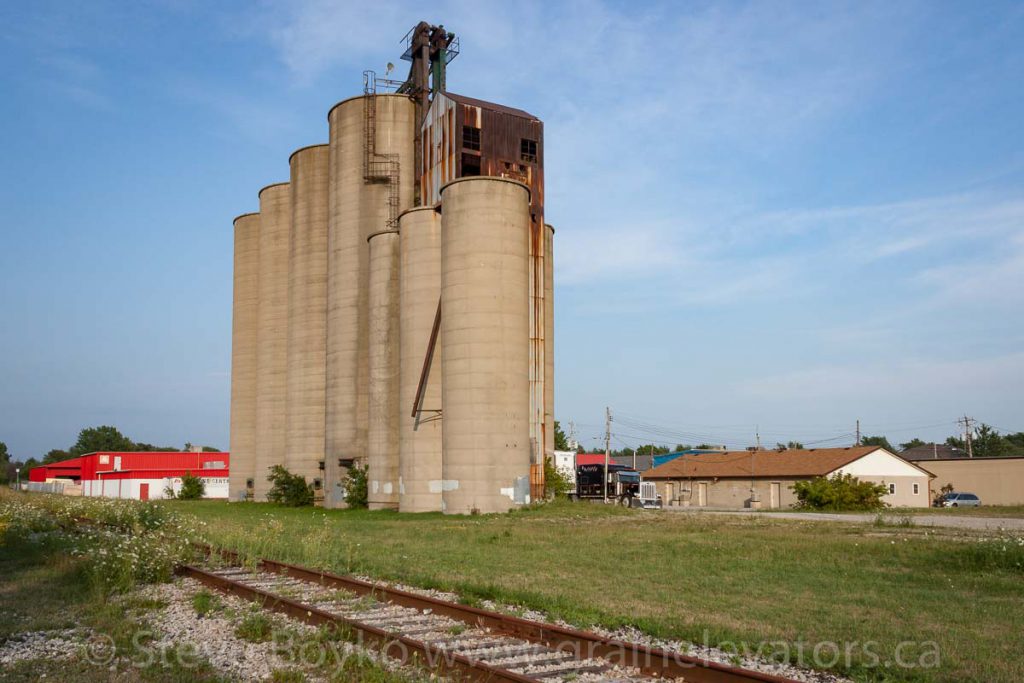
<box><xmin>936</xmin><ymin>492</ymin><xmax>981</xmax><ymax>508</ymax></box>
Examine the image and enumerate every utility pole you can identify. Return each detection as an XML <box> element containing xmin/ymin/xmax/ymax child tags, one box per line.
<box><xmin>959</xmin><ymin>415</ymin><xmax>975</xmax><ymax>458</ymax></box>
<box><xmin>604</xmin><ymin>407</ymin><xmax>611</xmax><ymax>503</ymax></box>
<box><xmin>856</xmin><ymin>419</ymin><xmax>861</xmax><ymax>446</ymax></box>
<box><xmin>755</xmin><ymin>426</ymin><xmax>761</xmax><ymax>451</ymax></box>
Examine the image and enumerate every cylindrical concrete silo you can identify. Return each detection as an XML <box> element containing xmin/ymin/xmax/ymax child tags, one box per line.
<box><xmin>398</xmin><ymin>206</ymin><xmax>442</xmax><ymax>513</ymax></box>
<box><xmin>229</xmin><ymin>212</ymin><xmax>260</xmax><ymax>502</ymax></box>
<box><xmin>366</xmin><ymin>229</ymin><xmax>401</xmax><ymax>509</ymax></box>
<box><xmin>440</xmin><ymin>177</ymin><xmax>532</xmax><ymax>515</ymax></box>
<box><xmin>285</xmin><ymin>144</ymin><xmax>329</xmax><ymax>491</ymax></box>
<box><xmin>544</xmin><ymin>224</ymin><xmax>555</xmax><ymax>463</ymax></box>
<box><xmin>325</xmin><ymin>94</ymin><xmax>416</xmax><ymax>507</ymax></box>
<box><xmin>254</xmin><ymin>182</ymin><xmax>291</xmax><ymax>500</ymax></box>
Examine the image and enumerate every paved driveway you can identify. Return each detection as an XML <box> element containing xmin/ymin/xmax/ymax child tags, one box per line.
<box><xmin>663</xmin><ymin>508</ymin><xmax>1024</xmax><ymax>531</ymax></box>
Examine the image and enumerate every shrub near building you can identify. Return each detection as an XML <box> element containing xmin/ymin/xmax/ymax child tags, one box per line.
<box><xmin>792</xmin><ymin>473</ymin><xmax>888</xmax><ymax>511</ymax></box>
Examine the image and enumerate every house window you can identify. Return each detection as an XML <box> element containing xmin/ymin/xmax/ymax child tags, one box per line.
<box><xmin>913</xmin><ymin>483</ymin><xmax>919</xmax><ymax>495</ymax></box>
<box><xmin>313</xmin><ymin>478</ymin><xmax>323</xmax><ymax>491</ymax></box>
<box><xmin>888</xmin><ymin>483</ymin><xmax>896</xmax><ymax>495</ymax></box>
<box><xmin>318</xmin><ymin>460</ymin><xmax>325</xmax><ymax>471</ymax></box>
<box><xmin>462</xmin><ymin>126</ymin><xmax>480</xmax><ymax>151</ymax></box>
<box><xmin>245</xmin><ymin>478</ymin><xmax>254</xmax><ymax>490</ymax></box>
<box><xmin>520</xmin><ymin>138</ymin><xmax>537</xmax><ymax>163</ymax></box>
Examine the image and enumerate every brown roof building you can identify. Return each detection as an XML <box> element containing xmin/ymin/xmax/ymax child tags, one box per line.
<box><xmin>644</xmin><ymin>447</ymin><xmax>933</xmax><ymax>509</ymax></box>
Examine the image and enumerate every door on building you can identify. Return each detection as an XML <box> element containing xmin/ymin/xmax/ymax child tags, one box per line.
<box><xmin>770</xmin><ymin>482</ymin><xmax>781</xmax><ymax>509</ymax></box>
<box><xmin>697</xmin><ymin>482</ymin><xmax>707</xmax><ymax>507</ymax></box>
<box><xmin>139</xmin><ymin>483</ymin><xmax>149</xmax><ymax>501</ymax></box>
<box><xmin>664</xmin><ymin>483</ymin><xmax>674</xmax><ymax>505</ymax></box>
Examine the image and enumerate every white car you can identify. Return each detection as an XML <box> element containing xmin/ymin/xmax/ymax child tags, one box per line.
<box><xmin>940</xmin><ymin>492</ymin><xmax>981</xmax><ymax>507</ymax></box>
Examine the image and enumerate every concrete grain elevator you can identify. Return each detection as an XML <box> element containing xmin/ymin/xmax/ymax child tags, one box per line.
<box><xmin>228</xmin><ymin>21</ymin><xmax>553</xmax><ymax>513</ymax></box>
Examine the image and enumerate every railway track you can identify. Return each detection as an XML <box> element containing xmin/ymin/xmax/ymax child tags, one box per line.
<box><xmin>179</xmin><ymin>549</ymin><xmax>799</xmax><ymax>683</ymax></box>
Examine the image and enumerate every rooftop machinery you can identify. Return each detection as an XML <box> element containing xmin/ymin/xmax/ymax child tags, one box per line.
<box><xmin>228</xmin><ymin>21</ymin><xmax>553</xmax><ymax>513</ymax></box>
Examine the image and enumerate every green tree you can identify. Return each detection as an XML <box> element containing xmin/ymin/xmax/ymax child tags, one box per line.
<box><xmin>554</xmin><ymin>421</ymin><xmax>568</xmax><ymax>451</ymax></box>
<box><xmin>543</xmin><ymin>456</ymin><xmax>573</xmax><ymax>498</ymax></box>
<box><xmin>792</xmin><ymin>473</ymin><xmax>889</xmax><ymax>511</ymax></box>
<box><xmin>69</xmin><ymin>426</ymin><xmax>135</xmax><ymax>456</ymax></box>
<box><xmin>972</xmin><ymin>424</ymin><xmax>1005</xmax><ymax>458</ymax></box>
<box><xmin>176</xmin><ymin>472</ymin><xmax>206</xmax><ymax>500</ymax></box>
<box><xmin>266</xmin><ymin>465</ymin><xmax>314</xmax><ymax>506</ymax></box>
<box><xmin>343</xmin><ymin>464</ymin><xmax>368</xmax><ymax>509</ymax></box>
<box><xmin>133</xmin><ymin>442</ymin><xmax>179</xmax><ymax>452</ymax></box>
<box><xmin>0</xmin><ymin>441</ymin><xmax>9</xmax><ymax>484</ymax></box>
<box><xmin>945</xmin><ymin>435</ymin><xmax>966</xmax><ymax>449</ymax></box>
<box><xmin>899</xmin><ymin>438</ymin><xmax>926</xmax><ymax>451</ymax></box>
<box><xmin>41</xmin><ymin>449</ymin><xmax>71</xmax><ymax>464</ymax></box>
<box><xmin>776</xmin><ymin>441</ymin><xmax>804</xmax><ymax>450</ymax></box>
<box><xmin>1004</xmin><ymin>432</ymin><xmax>1024</xmax><ymax>457</ymax></box>
<box><xmin>860</xmin><ymin>435</ymin><xmax>895</xmax><ymax>452</ymax></box>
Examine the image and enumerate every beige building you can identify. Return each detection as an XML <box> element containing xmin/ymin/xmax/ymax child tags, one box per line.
<box><xmin>904</xmin><ymin>456</ymin><xmax>1024</xmax><ymax>505</ymax></box>
<box><xmin>643</xmin><ymin>446</ymin><xmax>933</xmax><ymax>509</ymax></box>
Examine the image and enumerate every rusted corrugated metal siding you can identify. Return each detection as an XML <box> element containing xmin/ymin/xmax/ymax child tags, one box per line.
<box><xmin>420</xmin><ymin>92</ymin><xmax>544</xmax><ymax>224</ymax></box>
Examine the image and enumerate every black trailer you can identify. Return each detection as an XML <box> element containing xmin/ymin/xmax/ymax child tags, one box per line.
<box><xmin>571</xmin><ymin>463</ymin><xmax>660</xmax><ymax>508</ymax></box>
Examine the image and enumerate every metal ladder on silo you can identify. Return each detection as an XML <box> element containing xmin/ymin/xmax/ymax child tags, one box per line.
<box><xmin>362</xmin><ymin>71</ymin><xmax>401</xmax><ymax>230</ymax></box>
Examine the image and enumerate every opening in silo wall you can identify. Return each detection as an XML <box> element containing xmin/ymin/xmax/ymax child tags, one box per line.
<box><xmin>254</xmin><ymin>182</ymin><xmax>291</xmax><ymax>500</ymax></box>
<box><xmin>229</xmin><ymin>212</ymin><xmax>260</xmax><ymax>502</ymax></box>
<box><xmin>398</xmin><ymin>206</ymin><xmax>443</xmax><ymax>513</ymax></box>
<box><xmin>367</xmin><ymin>229</ymin><xmax>401</xmax><ymax>510</ymax></box>
<box><xmin>325</xmin><ymin>94</ymin><xmax>415</xmax><ymax>507</ymax></box>
<box><xmin>439</xmin><ymin>177</ymin><xmax>532</xmax><ymax>515</ymax></box>
<box><xmin>285</xmin><ymin>144</ymin><xmax>330</xmax><ymax>490</ymax></box>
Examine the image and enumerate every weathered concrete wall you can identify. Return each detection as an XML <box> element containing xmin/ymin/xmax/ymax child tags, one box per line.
<box><xmin>254</xmin><ymin>183</ymin><xmax>291</xmax><ymax>500</ymax></box>
<box><xmin>325</xmin><ymin>95</ymin><xmax>415</xmax><ymax>507</ymax></box>
<box><xmin>285</xmin><ymin>144</ymin><xmax>329</xmax><ymax>488</ymax></box>
<box><xmin>229</xmin><ymin>212</ymin><xmax>260</xmax><ymax>501</ymax></box>
<box><xmin>440</xmin><ymin>177</ymin><xmax>532</xmax><ymax>514</ymax></box>
<box><xmin>398</xmin><ymin>207</ymin><xmax>443</xmax><ymax>513</ymax></box>
<box><xmin>366</xmin><ymin>230</ymin><xmax>401</xmax><ymax>509</ymax></box>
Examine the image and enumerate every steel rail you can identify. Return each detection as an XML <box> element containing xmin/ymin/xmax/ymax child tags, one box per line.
<box><xmin>191</xmin><ymin>546</ymin><xmax>797</xmax><ymax>683</ymax></box>
<box><xmin>177</xmin><ymin>563</ymin><xmax>536</xmax><ymax>683</ymax></box>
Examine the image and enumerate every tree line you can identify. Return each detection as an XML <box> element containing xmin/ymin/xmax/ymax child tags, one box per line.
<box><xmin>0</xmin><ymin>425</ymin><xmax>220</xmax><ymax>484</ymax></box>
<box><xmin>553</xmin><ymin>420</ymin><xmax>1023</xmax><ymax>459</ymax></box>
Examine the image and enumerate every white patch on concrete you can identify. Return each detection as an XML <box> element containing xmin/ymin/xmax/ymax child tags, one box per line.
<box><xmin>371</xmin><ymin>481</ymin><xmax>380</xmax><ymax>494</ymax></box>
<box><xmin>398</xmin><ymin>477</ymin><xmax>405</xmax><ymax>495</ymax></box>
<box><xmin>382</xmin><ymin>482</ymin><xmax>393</xmax><ymax>495</ymax></box>
<box><xmin>500</xmin><ymin>487</ymin><xmax>515</xmax><ymax>500</ymax></box>
<box><xmin>428</xmin><ymin>480</ymin><xmax>443</xmax><ymax>494</ymax></box>
<box><xmin>432</xmin><ymin>479</ymin><xmax>459</xmax><ymax>492</ymax></box>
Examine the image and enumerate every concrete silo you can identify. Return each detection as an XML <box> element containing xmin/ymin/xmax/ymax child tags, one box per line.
<box><xmin>398</xmin><ymin>206</ymin><xmax>442</xmax><ymax>513</ymax></box>
<box><xmin>284</xmin><ymin>144</ymin><xmax>329</xmax><ymax>493</ymax></box>
<box><xmin>439</xmin><ymin>177</ymin><xmax>532</xmax><ymax>514</ymax></box>
<box><xmin>366</xmin><ymin>229</ymin><xmax>401</xmax><ymax>509</ymax></box>
<box><xmin>254</xmin><ymin>182</ymin><xmax>291</xmax><ymax>500</ymax></box>
<box><xmin>544</xmin><ymin>224</ymin><xmax>555</xmax><ymax>463</ymax></box>
<box><xmin>229</xmin><ymin>212</ymin><xmax>260</xmax><ymax>501</ymax></box>
<box><xmin>325</xmin><ymin>94</ymin><xmax>415</xmax><ymax>507</ymax></box>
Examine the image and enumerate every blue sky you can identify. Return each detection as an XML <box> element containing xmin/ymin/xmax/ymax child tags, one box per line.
<box><xmin>1</xmin><ymin>1</ymin><xmax>1022</xmax><ymax>459</ymax></box>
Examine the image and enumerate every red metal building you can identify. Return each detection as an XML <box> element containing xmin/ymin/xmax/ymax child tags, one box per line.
<box><xmin>29</xmin><ymin>451</ymin><xmax>230</xmax><ymax>500</ymax></box>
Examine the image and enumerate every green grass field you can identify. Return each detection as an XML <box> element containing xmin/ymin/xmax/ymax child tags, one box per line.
<box><xmin>160</xmin><ymin>499</ymin><xmax>1024</xmax><ymax>683</ymax></box>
